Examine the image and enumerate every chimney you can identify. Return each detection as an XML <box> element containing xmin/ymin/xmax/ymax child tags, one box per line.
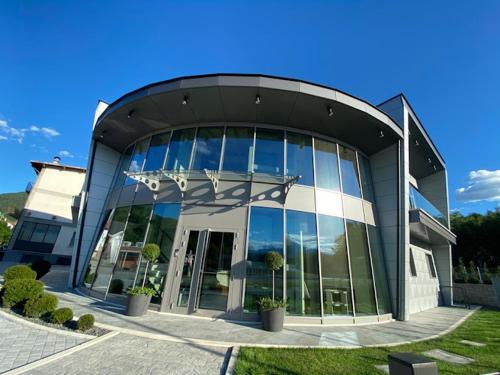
<box><xmin>53</xmin><ymin>156</ymin><xmax>61</xmax><ymax>164</ymax></box>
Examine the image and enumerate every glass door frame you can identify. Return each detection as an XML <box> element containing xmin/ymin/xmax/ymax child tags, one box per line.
<box><xmin>162</xmin><ymin>227</ymin><xmax>237</xmax><ymax>318</ymax></box>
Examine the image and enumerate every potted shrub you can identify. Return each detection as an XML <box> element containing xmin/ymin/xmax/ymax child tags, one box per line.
<box><xmin>126</xmin><ymin>286</ymin><xmax>156</xmax><ymax>316</ymax></box>
<box><xmin>258</xmin><ymin>251</ymin><xmax>286</xmax><ymax>332</ymax></box>
<box><xmin>140</xmin><ymin>243</ymin><xmax>160</xmax><ymax>287</ymax></box>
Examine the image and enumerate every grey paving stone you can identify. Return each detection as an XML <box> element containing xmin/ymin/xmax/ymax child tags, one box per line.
<box><xmin>460</xmin><ymin>339</ymin><xmax>486</xmax><ymax>347</ymax></box>
<box><xmin>375</xmin><ymin>364</ymin><xmax>389</xmax><ymax>374</ymax></box>
<box><xmin>423</xmin><ymin>349</ymin><xmax>474</xmax><ymax>364</ymax></box>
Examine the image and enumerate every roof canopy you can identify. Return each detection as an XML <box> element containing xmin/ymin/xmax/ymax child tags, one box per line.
<box><xmin>94</xmin><ymin>74</ymin><xmax>403</xmax><ymax>155</ymax></box>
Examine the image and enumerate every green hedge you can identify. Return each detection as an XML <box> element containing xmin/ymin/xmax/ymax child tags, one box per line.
<box><xmin>3</xmin><ymin>265</ymin><xmax>37</xmax><ymax>281</ymax></box>
<box><xmin>23</xmin><ymin>293</ymin><xmax>58</xmax><ymax>318</ymax></box>
<box><xmin>50</xmin><ymin>307</ymin><xmax>74</xmax><ymax>325</ymax></box>
<box><xmin>2</xmin><ymin>279</ymin><xmax>44</xmax><ymax>308</ymax></box>
<box><xmin>77</xmin><ymin>314</ymin><xmax>95</xmax><ymax>331</ymax></box>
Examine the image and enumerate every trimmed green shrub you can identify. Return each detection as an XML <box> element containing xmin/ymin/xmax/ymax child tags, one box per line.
<box><xmin>51</xmin><ymin>307</ymin><xmax>74</xmax><ymax>324</ymax></box>
<box><xmin>141</xmin><ymin>243</ymin><xmax>160</xmax><ymax>263</ymax></box>
<box><xmin>23</xmin><ymin>293</ymin><xmax>58</xmax><ymax>318</ymax></box>
<box><xmin>77</xmin><ymin>314</ymin><xmax>95</xmax><ymax>331</ymax></box>
<box><xmin>84</xmin><ymin>272</ymin><xmax>96</xmax><ymax>285</ymax></box>
<box><xmin>30</xmin><ymin>260</ymin><xmax>51</xmax><ymax>280</ymax></box>
<box><xmin>2</xmin><ymin>279</ymin><xmax>44</xmax><ymax>308</ymax></box>
<box><xmin>127</xmin><ymin>286</ymin><xmax>156</xmax><ymax>296</ymax></box>
<box><xmin>265</xmin><ymin>251</ymin><xmax>284</xmax><ymax>271</ymax></box>
<box><xmin>3</xmin><ymin>265</ymin><xmax>37</xmax><ymax>281</ymax></box>
<box><xmin>109</xmin><ymin>279</ymin><xmax>124</xmax><ymax>294</ymax></box>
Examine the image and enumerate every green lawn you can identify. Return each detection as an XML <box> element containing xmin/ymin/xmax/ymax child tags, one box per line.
<box><xmin>235</xmin><ymin>308</ymin><xmax>500</xmax><ymax>375</ymax></box>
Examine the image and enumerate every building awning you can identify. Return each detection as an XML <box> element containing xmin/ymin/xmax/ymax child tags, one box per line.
<box><xmin>410</xmin><ymin>209</ymin><xmax>456</xmax><ymax>245</ymax></box>
<box><xmin>125</xmin><ymin>169</ymin><xmax>300</xmax><ymax>200</ymax></box>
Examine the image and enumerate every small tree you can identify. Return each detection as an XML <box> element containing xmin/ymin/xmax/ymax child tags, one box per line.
<box><xmin>265</xmin><ymin>251</ymin><xmax>283</xmax><ymax>303</ymax></box>
<box><xmin>141</xmin><ymin>243</ymin><xmax>160</xmax><ymax>287</ymax></box>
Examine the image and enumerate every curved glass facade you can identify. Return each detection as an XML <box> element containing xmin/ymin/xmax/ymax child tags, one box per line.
<box><xmin>84</xmin><ymin>124</ymin><xmax>391</xmax><ymax>321</ymax></box>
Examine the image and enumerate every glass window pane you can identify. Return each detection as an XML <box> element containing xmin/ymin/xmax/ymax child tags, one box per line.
<box><xmin>125</xmin><ymin>139</ymin><xmax>149</xmax><ymax>185</ymax></box>
<box><xmin>346</xmin><ymin>220</ymin><xmax>377</xmax><ymax>315</ymax></box>
<box><xmin>115</xmin><ymin>146</ymin><xmax>134</xmax><ymax>188</ymax></box>
<box><xmin>165</xmin><ymin>128</ymin><xmax>195</xmax><ymax>171</ymax></box>
<box><xmin>145</xmin><ymin>203</ymin><xmax>181</xmax><ymax>304</ymax></box>
<box><xmin>339</xmin><ymin>146</ymin><xmax>361</xmax><ymax>198</ymax></box>
<box><xmin>123</xmin><ymin>205</ymin><xmax>152</xmax><ymax>247</ymax></box>
<box><xmin>43</xmin><ymin>225</ymin><xmax>60</xmax><ymax>244</ymax></box>
<box><xmin>192</xmin><ymin>127</ymin><xmax>223</xmax><ymax>171</ymax></box>
<box><xmin>315</xmin><ymin>139</ymin><xmax>340</xmax><ymax>191</ymax></box>
<box><xmin>143</xmin><ymin>132</ymin><xmax>171</xmax><ymax>171</ymax></box>
<box><xmin>244</xmin><ymin>206</ymin><xmax>283</xmax><ymax>312</ymax></box>
<box><xmin>410</xmin><ymin>249</ymin><xmax>417</xmax><ymax>277</ymax></box>
<box><xmin>109</xmin><ymin>250</ymin><xmax>141</xmax><ymax>294</ymax></box>
<box><xmin>286</xmin><ymin>132</ymin><xmax>313</xmax><ymax>186</ymax></box>
<box><xmin>359</xmin><ymin>156</ymin><xmax>375</xmax><ymax>202</ymax></box>
<box><xmin>367</xmin><ymin>225</ymin><xmax>391</xmax><ymax>314</ymax></box>
<box><xmin>91</xmin><ymin>207</ymin><xmax>129</xmax><ymax>294</ymax></box>
<box><xmin>318</xmin><ymin>214</ymin><xmax>353</xmax><ymax>316</ymax></box>
<box><xmin>18</xmin><ymin>222</ymin><xmax>36</xmax><ymax>241</ymax></box>
<box><xmin>178</xmin><ymin>230</ymin><xmax>199</xmax><ymax>307</ymax></box>
<box><xmin>254</xmin><ymin>128</ymin><xmax>284</xmax><ymax>175</ymax></box>
<box><xmin>426</xmin><ymin>253</ymin><xmax>437</xmax><ymax>278</ymax></box>
<box><xmin>222</xmin><ymin>127</ymin><xmax>254</xmax><ymax>173</ymax></box>
<box><xmin>286</xmin><ymin>210</ymin><xmax>320</xmax><ymax>316</ymax></box>
<box><xmin>31</xmin><ymin>224</ymin><xmax>48</xmax><ymax>242</ymax></box>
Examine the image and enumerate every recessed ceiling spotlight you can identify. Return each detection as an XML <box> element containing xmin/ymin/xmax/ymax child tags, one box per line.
<box><xmin>328</xmin><ymin>106</ymin><xmax>334</xmax><ymax>117</ymax></box>
<box><xmin>182</xmin><ymin>96</ymin><xmax>189</xmax><ymax>105</ymax></box>
<box><xmin>414</xmin><ymin>140</ymin><xmax>420</xmax><ymax>146</ymax></box>
<box><xmin>255</xmin><ymin>95</ymin><xmax>261</xmax><ymax>105</ymax></box>
<box><xmin>433</xmin><ymin>165</ymin><xmax>437</xmax><ymax>171</ymax></box>
<box><xmin>378</xmin><ymin>130</ymin><xmax>384</xmax><ymax>138</ymax></box>
<box><xmin>127</xmin><ymin>110</ymin><xmax>135</xmax><ymax>119</ymax></box>
<box><xmin>428</xmin><ymin>157</ymin><xmax>432</xmax><ymax>164</ymax></box>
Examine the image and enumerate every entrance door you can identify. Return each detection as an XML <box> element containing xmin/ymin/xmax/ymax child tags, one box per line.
<box><xmin>168</xmin><ymin>229</ymin><xmax>235</xmax><ymax>315</ymax></box>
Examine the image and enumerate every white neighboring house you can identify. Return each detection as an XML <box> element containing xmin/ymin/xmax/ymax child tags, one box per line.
<box><xmin>6</xmin><ymin>157</ymin><xmax>86</xmax><ymax>265</ymax></box>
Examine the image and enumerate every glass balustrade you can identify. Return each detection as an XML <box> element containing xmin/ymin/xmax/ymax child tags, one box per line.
<box><xmin>409</xmin><ymin>185</ymin><xmax>448</xmax><ymax>226</ymax></box>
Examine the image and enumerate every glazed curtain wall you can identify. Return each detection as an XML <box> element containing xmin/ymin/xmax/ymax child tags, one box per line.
<box><xmin>244</xmin><ymin>206</ymin><xmax>390</xmax><ymax>317</ymax></box>
<box><xmin>117</xmin><ymin>125</ymin><xmax>375</xmax><ymax>201</ymax></box>
<box><xmin>85</xmin><ymin>203</ymin><xmax>181</xmax><ymax>302</ymax></box>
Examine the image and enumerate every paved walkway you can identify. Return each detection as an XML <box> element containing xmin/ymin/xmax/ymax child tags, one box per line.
<box><xmin>26</xmin><ymin>333</ymin><xmax>230</xmax><ymax>375</ymax></box>
<box><xmin>50</xmin><ymin>288</ymin><xmax>475</xmax><ymax>348</ymax></box>
<box><xmin>0</xmin><ymin>312</ymin><xmax>90</xmax><ymax>373</ymax></box>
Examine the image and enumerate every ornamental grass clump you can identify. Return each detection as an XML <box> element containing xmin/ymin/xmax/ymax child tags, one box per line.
<box><xmin>77</xmin><ymin>314</ymin><xmax>95</xmax><ymax>331</ymax></box>
<box><xmin>127</xmin><ymin>286</ymin><xmax>157</xmax><ymax>297</ymax></box>
<box><xmin>2</xmin><ymin>279</ymin><xmax>44</xmax><ymax>308</ymax></box>
<box><xmin>3</xmin><ymin>265</ymin><xmax>37</xmax><ymax>281</ymax></box>
<box><xmin>50</xmin><ymin>307</ymin><xmax>74</xmax><ymax>325</ymax></box>
<box><xmin>23</xmin><ymin>293</ymin><xmax>58</xmax><ymax>318</ymax></box>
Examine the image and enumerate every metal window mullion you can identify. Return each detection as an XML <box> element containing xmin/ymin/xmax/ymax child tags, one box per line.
<box><xmin>218</xmin><ymin>125</ymin><xmax>227</xmax><ymax>172</ymax></box>
<box><xmin>355</xmin><ymin>151</ymin><xmax>380</xmax><ymax>316</ymax></box>
<box><xmin>251</xmin><ymin>127</ymin><xmax>257</xmax><ymax>173</ymax></box>
<box><xmin>241</xmin><ymin>205</ymin><xmax>252</xmax><ymax>310</ymax></box>
<box><xmin>312</xmin><ymin>136</ymin><xmax>325</xmax><ymax>319</ymax></box>
<box><xmin>283</xmin><ymin>129</ymin><xmax>287</xmax><ymax>177</ymax></box>
<box><xmin>88</xmin><ymin>209</ymin><xmax>114</xmax><ymax>291</ymax></box>
<box><xmin>282</xmin><ymin>207</ymin><xmax>286</xmax><ymax>304</ymax></box>
<box><xmin>140</xmin><ymin>136</ymin><xmax>153</xmax><ymax>173</ymax></box>
<box><xmin>132</xmin><ymin>205</ymin><xmax>155</xmax><ymax>288</ymax></box>
<box><xmin>161</xmin><ymin>131</ymin><xmax>173</xmax><ymax>170</ymax></box>
<box><xmin>337</xmin><ymin>143</ymin><xmax>356</xmax><ymax>317</ymax></box>
<box><xmin>187</xmin><ymin>127</ymin><xmax>199</xmax><ymax>171</ymax></box>
<box><xmin>104</xmin><ymin>205</ymin><xmax>132</xmax><ymax>300</ymax></box>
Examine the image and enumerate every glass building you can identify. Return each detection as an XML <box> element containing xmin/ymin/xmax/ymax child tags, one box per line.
<box><xmin>71</xmin><ymin>74</ymin><xmax>455</xmax><ymax>324</ymax></box>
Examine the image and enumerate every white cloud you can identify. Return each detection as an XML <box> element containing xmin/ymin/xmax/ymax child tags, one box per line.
<box><xmin>456</xmin><ymin>170</ymin><xmax>500</xmax><ymax>203</ymax></box>
<box><xmin>58</xmin><ymin>150</ymin><xmax>74</xmax><ymax>158</ymax></box>
<box><xmin>0</xmin><ymin>135</ymin><xmax>7</xmax><ymax>140</ymax></box>
<box><xmin>0</xmin><ymin>118</ymin><xmax>61</xmax><ymax>143</ymax></box>
<box><xmin>30</xmin><ymin>125</ymin><xmax>60</xmax><ymax>138</ymax></box>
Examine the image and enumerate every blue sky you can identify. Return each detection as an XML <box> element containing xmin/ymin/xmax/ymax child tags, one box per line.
<box><xmin>1</xmin><ymin>1</ymin><xmax>499</xmax><ymax>214</ymax></box>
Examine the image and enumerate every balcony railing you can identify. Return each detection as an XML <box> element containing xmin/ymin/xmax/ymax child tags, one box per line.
<box><xmin>409</xmin><ymin>185</ymin><xmax>448</xmax><ymax>227</ymax></box>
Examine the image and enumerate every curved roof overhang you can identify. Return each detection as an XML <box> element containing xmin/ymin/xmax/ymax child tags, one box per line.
<box><xmin>93</xmin><ymin>74</ymin><xmax>403</xmax><ymax>155</ymax></box>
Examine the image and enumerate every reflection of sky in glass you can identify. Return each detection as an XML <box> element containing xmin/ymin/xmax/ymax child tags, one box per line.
<box><xmin>286</xmin><ymin>132</ymin><xmax>313</xmax><ymax>186</ymax></box>
<box><xmin>254</xmin><ymin>129</ymin><xmax>284</xmax><ymax>174</ymax></box>
<box><xmin>166</xmin><ymin>129</ymin><xmax>195</xmax><ymax>171</ymax></box>
<box><xmin>339</xmin><ymin>146</ymin><xmax>361</xmax><ymax>197</ymax></box>
<box><xmin>315</xmin><ymin>139</ymin><xmax>340</xmax><ymax>191</ymax></box>
<box><xmin>192</xmin><ymin>128</ymin><xmax>223</xmax><ymax>170</ymax></box>
<box><xmin>144</xmin><ymin>132</ymin><xmax>170</xmax><ymax>171</ymax></box>
<box><xmin>222</xmin><ymin>127</ymin><xmax>254</xmax><ymax>173</ymax></box>
<box><xmin>247</xmin><ymin>206</ymin><xmax>283</xmax><ymax>260</ymax></box>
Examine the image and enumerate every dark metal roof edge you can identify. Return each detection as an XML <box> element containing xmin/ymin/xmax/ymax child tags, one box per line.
<box><xmin>95</xmin><ymin>73</ymin><xmax>401</xmax><ymax>132</ymax></box>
